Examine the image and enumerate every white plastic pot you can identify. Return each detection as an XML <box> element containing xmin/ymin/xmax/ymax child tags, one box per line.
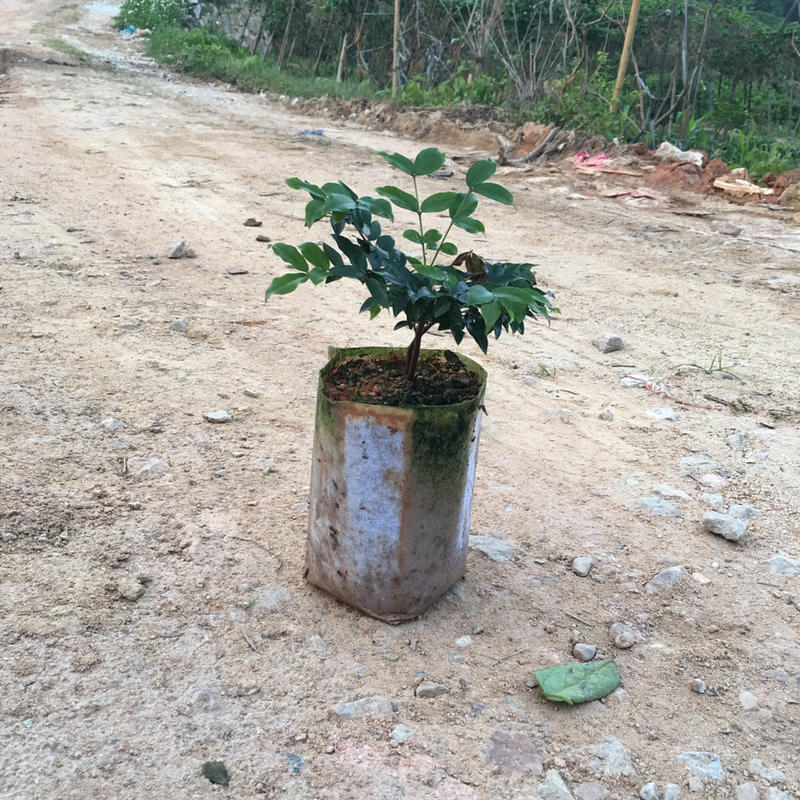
<box><xmin>304</xmin><ymin>347</ymin><xmax>486</xmax><ymax>623</ymax></box>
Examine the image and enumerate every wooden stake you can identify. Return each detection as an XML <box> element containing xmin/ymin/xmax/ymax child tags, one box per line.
<box><xmin>392</xmin><ymin>0</ymin><xmax>400</xmax><ymax>97</ymax></box>
<box><xmin>336</xmin><ymin>32</ymin><xmax>348</xmax><ymax>83</ymax></box>
<box><xmin>611</xmin><ymin>0</ymin><xmax>642</xmax><ymax>112</ymax></box>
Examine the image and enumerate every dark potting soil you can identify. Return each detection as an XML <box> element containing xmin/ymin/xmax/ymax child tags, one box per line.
<box><xmin>323</xmin><ymin>353</ymin><xmax>482</xmax><ymax>407</ymax></box>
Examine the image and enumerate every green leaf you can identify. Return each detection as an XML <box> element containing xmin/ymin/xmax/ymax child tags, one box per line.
<box><xmin>413</xmin><ymin>148</ymin><xmax>446</xmax><ymax>176</ymax></box>
<box><xmin>286</xmin><ymin>177</ymin><xmax>324</xmax><ymax>198</ymax></box>
<box><xmin>376</xmin><ymin>186</ymin><xmax>419</xmax><ymax>213</ymax></box>
<box><xmin>304</xmin><ymin>198</ymin><xmax>325</xmax><ymax>227</ymax></box>
<box><xmin>466</xmin><ymin>159</ymin><xmax>497</xmax><ymax>188</ymax></box>
<box><xmin>473</xmin><ymin>181</ymin><xmax>514</xmax><ymax>205</ymax></box>
<box><xmin>534</xmin><ymin>661</ymin><xmax>620</xmax><ymax>706</ymax></box>
<box><xmin>298</xmin><ymin>242</ymin><xmax>329</xmax><ymax>270</ymax></box>
<box><xmin>359</xmin><ymin>196</ymin><xmax>394</xmax><ymax>220</ymax></box>
<box><xmin>415</xmin><ymin>263</ymin><xmax>445</xmax><ymax>281</ymax></box>
<box><xmin>421</xmin><ymin>191</ymin><xmax>458</xmax><ymax>213</ymax></box>
<box><xmin>453</xmin><ymin>215</ymin><xmax>485</xmax><ymax>234</ymax></box>
<box><xmin>439</xmin><ymin>241</ymin><xmax>459</xmax><ymax>256</ymax></box>
<box><xmin>466</xmin><ymin>285</ymin><xmax>494</xmax><ymax>305</ymax></box>
<box><xmin>481</xmin><ymin>299</ymin><xmax>503</xmax><ymax>332</ymax></box>
<box><xmin>449</xmin><ymin>192</ymin><xmax>478</xmax><ymax>221</ymax></box>
<box><xmin>422</xmin><ymin>229</ymin><xmax>442</xmax><ymax>245</ymax></box>
<box><xmin>271</xmin><ymin>243</ymin><xmax>309</xmax><ymax>273</ymax></box>
<box><xmin>307</xmin><ymin>266</ymin><xmax>327</xmax><ymax>285</ymax></box>
<box><xmin>322</xmin><ymin>193</ymin><xmax>357</xmax><ymax>214</ymax></box>
<box><xmin>365</xmin><ymin>275</ymin><xmax>389</xmax><ymax>306</ymax></box>
<box><xmin>378</xmin><ymin>151</ymin><xmax>415</xmax><ymax>175</ymax></box>
<box><xmin>403</xmin><ymin>229</ymin><xmax>423</xmax><ymax>244</ymax></box>
<box><xmin>265</xmin><ymin>272</ymin><xmax>308</xmax><ymax>298</ymax></box>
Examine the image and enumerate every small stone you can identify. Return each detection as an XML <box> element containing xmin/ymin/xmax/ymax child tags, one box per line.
<box><xmin>537</xmin><ymin>769</ymin><xmax>574</xmax><ymax>800</ymax></box>
<box><xmin>331</xmin><ymin>696</ymin><xmax>397</xmax><ymax>719</ymax></box>
<box><xmin>677</xmin><ymin>752</ymin><xmax>724</xmax><ymax>781</ymax></box>
<box><xmin>244</xmin><ymin>388</ymin><xmax>261</xmax><ymax>398</ymax></box>
<box><xmin>698</xmin><ymin>473</ymin><xmax>728</xmax><ymax>490</ymax></box>
<box><xmin>621</xmin><ymin>374</ymin><xmax>653</xmax><ymax>388</ymax></box>
<box><xmin>646</xmin><ymin>565</ymin><xmax>687</xmax><ymax>593</ymax></box>
<box><xmin>653</xmin><ymin>484</ymin><xmax>691</xmax><ymax>500</ymax></box>
<box><xmin>739</xmin><ymin>691</ymin><xmax>760</xmax><ymax>712</ymax></box>
<box><xmin>582</xmin><ymin>738</ymin><xmax>637</xmax><ymax>777</ymax></box>
<box><xmin>487</xmin><ymin>730</ymin><xmax>544</xmax><ymax>777</ymax></box>
<box><xmin>167</xmin><ymin>241</ymin><xmax>188</xmax><ymax>258</ymax></box>
<box><xmin>711</xmin><ymin>220</ymin><xmax>742</xmax><ymax>236</ymax></box>
<box><xmin>256</xmin><ymin>234</ymin><xmax>272</xmax><ymax>243</ymax></box>
<box><xmin>702</xmin><ymin>493</ymin><xmax>725</xmax><ymax>508</ymax></box>
<box><xmin>203</xmin><ymin>410</ymin><xmax>233</xmax><ymax>424</ymax></box>
<box><xmin>573</xmin><ymin>643</ymin><xmax>597</xmax><ymax>662</ymax></box>
<box><xmin>574</xmin><ymin>783</ymin><xmax>609</xmax><ymax>800</ymax></box>
<box><xmin>101</xmin><ymin>417</ymin><xmax>126</xmax><ymax>431</ymax></box>
<box><xmin>640</xmin><ymin>782</ymin><xmax>659</xmax><ymax>800</ymax></box>
<box><xmin>227</xmin><ymin>268</ymin><xmax>249</xmax><ymax>275</ymax></box>
<box><xmin>690</xmin><ymin>678</ymin><xmax>707</xmax><ymax>694</ymax></box>
<box><xmin>702</xmin><ymin>511</ymin><xmax>748</xmax><ymax>542</ymax></box>
<box><xmin>170</xmin><ymin>317</ymin><xmax>188</xmax><ymax>333</ymax></box>
<box><xmin>680</xmin><ymin>456</ymin><xmax>717</xmax><ymax>474</ymax></box>
<box><xmin>391</xmin><ymin>724</ymin><xmax>415</xmax><ymax>743</ymax></box>
<box><xmin>244</xmin><ymin>217</ymin><xmax>262</xmax><ymax>227</ymax></box>
<box><xmin>593</xmin><ymin>332</ymin><xmax>624</xmax><ymax>353</ymax></box>
<box><xmin>202</xmin><ymin>761</ymin><xmax>229</xmax><ymax>786</ymax></box>
<box><xmin>572</xmin><ymin>556</ymin><xmax>596</xmax><ymax>577</ymax></box>
<box><xmin>614</xmin><ymin>632</ymin><xmax>635</xmax><ymax>649</ymax></box>
<box><xmin>663</xmin><ymin>785</ymin><xmax>680</xmax><ymax>800</ymax></box>
<box><xmin>728</xmin><ymin>432</ymin><xmax>748</xmax><ymax>450</ymax></box>
<box><xmin>416</xmin><ymin>681</ymin><xmax>449</xmax><ymax>698</ymax></box>
<box><xmin>117</xmin><ymin>577</ymin><xmax>144</xmax><ymax>600</ymax></box>
<box><xmin>127</xmin><ymin>456</ymin><xmax>170</xmax><ymax>479</ymax></box>
<box><xmin>455</xmin><ymin>635</ymin><xmax>473</xmax><ymax>647</ymax></box>
<box><xmin>646</xmin><ymin>407</ymin><xmax>678</xmax><ymax>421</ymax></box>
<box><xmin>749</xmin><ymin>758</ymin><xmax>785</xmax><ymax>782</ymax></box>
<box><xmin>636</xmin><ymin>497</ymin><xmax>681</xmax><ymax>517</ymax></box>
<box><xmin>469</xmin><ymin>534</ymin><xmax>513</xmax><ymax>562</ymax></box>
<box><xmin>598</xmin><ymin>409</ymin><xmax>614</xmax><ymax>421</ymax></box>
<box><xmin>736</xmin><ymin>784</ymin><xmax>759</xmax><ymax>800</ymax></box>
<box><xmin>766</xmin><ymin>789</ymin><xmax>797</xmax><ymax>800</ymax></box>
<box><xmin>728</xmin><ymin>504</ymin><xmax>760</xmax><ymax>520</ymax></box>
<box><xmin>769</xmin><ymin>552</ymin><xmax>800</xmax><ymax>576</ymax></box>
<box><xmin>610</xmin><ymin>622</ymin><xmax>638</xmax><ymax>640</ymax></box>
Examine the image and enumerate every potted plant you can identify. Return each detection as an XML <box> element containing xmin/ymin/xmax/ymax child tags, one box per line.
<box><xmin>266</xmin><ymin>147</ymin><xmax>557</xmax><ymax>623</ymax></box>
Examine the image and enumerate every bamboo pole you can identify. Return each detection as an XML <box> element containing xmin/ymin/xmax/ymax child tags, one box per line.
<box><xmin>611</xmin><ymin>0</ymin><xmax>642</xmax><ymax>112</ymax></box>
<box><xmin>392</xmin><ymin>0</ymin><xmax>400</xmax><ymax>97</ymax></box>
<box><xmin>336</xmin><ymin>32</ymin><xmax>348</xmax><ymax>83</ymax></box>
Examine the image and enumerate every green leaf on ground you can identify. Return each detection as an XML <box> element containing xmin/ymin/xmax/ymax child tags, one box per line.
<box><xmin>535</xmin><ymin>660</ymin><xmax>620</xmax><ymax>705</ymax></box>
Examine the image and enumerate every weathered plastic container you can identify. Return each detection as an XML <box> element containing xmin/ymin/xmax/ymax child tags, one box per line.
<box><xmin>305</xmin><ymin>346</ymin><xmax>487</xmax><ymax>623</ymax></box>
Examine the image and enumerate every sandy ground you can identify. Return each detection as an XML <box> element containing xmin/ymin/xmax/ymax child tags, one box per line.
<box><xmin>1</xmin><ymin>3</ymin><xmax>800</xmax><ymax>799</ymax></box>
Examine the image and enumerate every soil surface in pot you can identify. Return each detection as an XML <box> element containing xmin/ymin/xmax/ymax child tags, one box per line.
<box><xmin>323</xmin><ymin>352</ymin><xmax>482</xmax><ymax>406</ymax></box>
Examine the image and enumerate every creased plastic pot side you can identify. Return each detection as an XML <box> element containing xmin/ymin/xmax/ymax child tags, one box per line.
<box><xmin>304</xmin><ymin>347</ymin><xmax>486</xmax><ymax>623</ymax></box>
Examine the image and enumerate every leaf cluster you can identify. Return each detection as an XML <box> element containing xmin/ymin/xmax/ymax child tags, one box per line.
<box><xmin>265</xmin><ymin>148</ymin><xmax>557</xmax><ymax>356</ymax></box>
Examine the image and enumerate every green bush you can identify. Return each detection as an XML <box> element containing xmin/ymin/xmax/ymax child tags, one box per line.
<box><xmin>116</xmin><ymin>0</ymin><xmax>189</xmax><ymax>31</ymax></box>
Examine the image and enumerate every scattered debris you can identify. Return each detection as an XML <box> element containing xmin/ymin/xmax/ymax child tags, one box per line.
<box><xmin>244</xmin><ymin>217</ymin><xmax>262</xmax><ymax>227</ymax></box>
<box><xmin>167</xmin><ymin>240</ymin><xmax>197</xmax><ymax>259</ymax></box>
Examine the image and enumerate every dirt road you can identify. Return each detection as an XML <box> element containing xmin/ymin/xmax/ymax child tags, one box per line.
<box><xmin>1</xmin><ymin>3</ymin><xmax>799</xmax><ymax>798</ymax></box>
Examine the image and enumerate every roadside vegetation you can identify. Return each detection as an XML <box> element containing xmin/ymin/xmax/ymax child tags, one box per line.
<box><xmin>116</xmin><ymin>0</ymin><xmax>800</xmax><ymax>178</ymax></box>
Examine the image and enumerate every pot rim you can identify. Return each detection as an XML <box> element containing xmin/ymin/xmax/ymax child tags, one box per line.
<box><xmin>319</xmin><ymin>345</ymin><xmax>487</xmax><ymax>412</ymax></box>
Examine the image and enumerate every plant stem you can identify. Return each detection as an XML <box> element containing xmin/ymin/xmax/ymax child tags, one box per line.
<box><xmin>429</xmin><ymin>193</ymin><xmax>470</xmax><ymax>268</ymax></box>
<box><xmin>405</xmin><ymin>322</ymin><xmax>433</xmax><ymax>379</ymax></box>
<box><xmin>412</xmin><ymin>176</ymin><xmax>427</xmax><ymax>265</ymax></box>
